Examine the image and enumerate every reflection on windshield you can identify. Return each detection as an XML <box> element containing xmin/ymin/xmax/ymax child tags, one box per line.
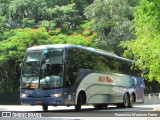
<box><xmin>23</xmin><ymin>51</ymin><xmax>42</xmax><ymax>76</ymax></box>
<box><xmin>40</xmin><ymin>65</ymin><xmax>62</xmax><ymax>88</ymax></box>
<box><xmin>21</xmin><ymin>49</ymin><xmax>64</xmax><ymax>89</ymax></box>
<box><xmin>40</xmin><ymin>49</ymin><xmax>63</xmax><ymax>88</ymax></box>
<box><xmin>24</xmin><ymin>61</ymin><xmax>40</xmax><ymax>76</ymax></box>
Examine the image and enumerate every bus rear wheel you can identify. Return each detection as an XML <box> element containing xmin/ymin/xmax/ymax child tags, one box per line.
<box><xmin>129</xmin><ymin>94</ymin><xmax>134</xmax><ymax>108</ymax></box>
<box><xmin>117</xmin><ymin>93</ymin><xmax>129</xmax><ymax>108</ymax></box>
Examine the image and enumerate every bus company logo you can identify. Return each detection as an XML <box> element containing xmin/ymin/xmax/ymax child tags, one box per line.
<box><xmin>1</xmin><ymin>112</ymin><xmax>42</xmax><ymax>118</ymax></box>
<box><xmin>98</xmin><ymin>76</ymin><xmax>114</xmax><ymax>83</ymax></box>
<box><xmin>2</xmin><ymin>112</ymin><xmax>11</xmax><ymax>117</ymax></box>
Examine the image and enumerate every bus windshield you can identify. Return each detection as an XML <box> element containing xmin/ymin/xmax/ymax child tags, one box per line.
<box><xmin>21</xmin><ymin>49</ymin><xmax>64</xmax><ymax>89</ymax></box>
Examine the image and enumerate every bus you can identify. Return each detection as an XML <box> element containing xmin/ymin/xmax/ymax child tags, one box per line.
<box><xmin>18</xmin><ymin>44</ymin><xmax>144</xmax><ymax>111</ymax></box>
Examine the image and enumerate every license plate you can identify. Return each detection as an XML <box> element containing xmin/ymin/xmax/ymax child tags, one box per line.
<box><xmin>35</xmin><ymin>100</ymin><xmax>43</xmax><ymax>104</ymax></box>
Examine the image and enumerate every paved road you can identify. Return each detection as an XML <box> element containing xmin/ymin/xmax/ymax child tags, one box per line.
<box><xmin>0</xmin><ymin>105</ymin><xmax>160</xmax><ymax>120</ymax></box>
<box><xmin>0</xmin><ymin>104</ymin><xmax>155</xmax><ymax>111</ymax></box>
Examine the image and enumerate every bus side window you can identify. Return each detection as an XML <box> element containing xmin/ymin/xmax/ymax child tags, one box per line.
<box><xmin>65</xmin><ymin>48</ymin><xmax>78</xmax><ymax>86</ymax></box>
<box><xmin>67</xmin><ymin>65</ymin><xmax>77</xmax><ymax>83</ymax></box>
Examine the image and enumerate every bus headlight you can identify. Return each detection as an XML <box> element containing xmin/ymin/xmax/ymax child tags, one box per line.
<box><xmin>20</xmin><ymin>93</ymin><xmax>28</xmax><ymax>98</ymax></box>
<box><xmin>50</xmin><ymin>93</ymin><xmax>62</xmax><ymax>97</ymax></box>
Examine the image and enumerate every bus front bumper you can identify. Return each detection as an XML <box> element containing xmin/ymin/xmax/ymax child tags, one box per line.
<box><xmin>20</xmin><ymin>97</ymin><xmax>64</xmax><ymax>105</ymax></box>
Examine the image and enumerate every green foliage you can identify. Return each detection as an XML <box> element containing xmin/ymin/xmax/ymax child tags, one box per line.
<box><xmin>0</xmin><ymin>0</ymin><xmax>85</xmax><ymax>30</ymax></box>
<box><xmin>121</xmin><ymin>0</ymin><xmax>160</xmax><ymax>82</ymax></box>
<box><xmin>0</xmin><ymin>0</ymin><xmax>93</xmax><ymax>38</ymax></box>
<box><xmin>51</xmin><ymin>3</ymin><xmax>84</xmax><ymax>32</ymax></box>
<box><xmin>0</xmin><ymin>27</ymin><xmax>53</xmax><ymax>61</ymax></box>
<box><xmin>0</xmin><ymin>6</ymin><xmax>6</xmax><ymax>36</ymax></box>
<box><xmin>85</xmin><ymin>0</ymin><xmax>136</xmax><ymax>55</ymax></box>
<box><xmin>49</xmin><ymin>28</ymin><xmax>61</xmax><ymax>36</ymax></box>
<box><xmin>0</xmin><ymin>23</ymin><xmax>97</xmax><ymax>63</ymax></box>
<box><xmin>0</xmin><ymin>26</ymin><xmax>96</xmax><ymax>61</ymax></box>
<box><xmin>0</xmin><ymin>0</ymin><xmax>94</xmax><ymax>32</ymax></box>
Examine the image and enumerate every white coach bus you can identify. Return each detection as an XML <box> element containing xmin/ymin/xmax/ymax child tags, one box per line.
<box><xmin>18</xmin><ymin>44</ymin><xmax>144</xmax><ymax>111</ymax></box>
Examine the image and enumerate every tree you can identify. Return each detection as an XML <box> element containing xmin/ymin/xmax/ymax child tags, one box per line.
<box><xmin>121</xmin><ymin>0</ymin><xmax>160</xmax><ymax>82</ymax></box>
<box><xmin>0</xmin><ymin>0</ymin><xmax>94</xmax><ymax>36</ymax></box>
<box><xmin>0</xmin><ymin>7</ymin><xmax>5</xmax><ymax>36</ymax></box>
<box><xmin>0</xmin><ymin>0</ymin><xmax>12</xmax><ymax>37</ymax></box>
<box><xmin>1</xmin><ymin>0</ymin><xmax>92</xmax><ymax>30</ymax></box>
<box><xmin>8</xmin><ymin>0</ymin><xmax>56</xmax><ymax>28</ymax></box>
<box><xmin>49</xmin><ymin>3</ymin><xmax>83</xmax><ymax>31</ymax></box>
<box><xmin>85</xmin><ymin>0</ymin><xmax>137</xmax><ymax>55</ymax></box>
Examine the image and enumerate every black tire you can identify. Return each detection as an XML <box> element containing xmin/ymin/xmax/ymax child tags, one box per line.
<box><xmin>117</xmin><ymin>93</ymin><xmax>129</xmax><ymax>108</ymax></box>
<box><xmin>123</xmin><ymin>93</ymin><xmax>130</xmax><ymax>108</ymax></box>
<box><xmin>75</xmin><ymin>94</ymin><xmax>82</xmax><ymax>111</ymax></box>
<box><xmin>42</xmin><ymin>105</ymin><xmax>48</xmax><ymax>111</ymax></box>
<box><xmin>94</xmin><ymin>104</ymin><xmax>108</xmax><ymax>109</ymax></box>
<box><xmin>129</xmin><ymin>94</ymin><xmax>134</xmax><ymax>108</ymax></box>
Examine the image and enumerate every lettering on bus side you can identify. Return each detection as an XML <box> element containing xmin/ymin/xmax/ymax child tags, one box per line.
<box><xmin>98</xmin><ymin>76</ymin><xmax>114</xmax><ymax>83</ymax></box>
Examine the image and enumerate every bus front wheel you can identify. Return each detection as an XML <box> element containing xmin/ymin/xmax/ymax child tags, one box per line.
<box><xmin>42</xmin><ymin>105</ymin><xmax>48</xmax><ymax>111</ymax></box>
<box><xmin>75</xmin><ymin>94</ymin><xmax>82</xmax><ymax>111</ymax></box>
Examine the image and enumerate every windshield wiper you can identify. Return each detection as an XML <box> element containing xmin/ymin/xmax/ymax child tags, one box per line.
<box><xmin>27</xmin><ymin>74</ymin><xmax>39</xmax><ymax>89</ymax></box>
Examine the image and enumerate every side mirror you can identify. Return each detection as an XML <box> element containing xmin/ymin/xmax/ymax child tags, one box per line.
<box><xmin>15</xmin><ymin>60</ymin><xmax>23</xmax><ymax>78</ymax></box>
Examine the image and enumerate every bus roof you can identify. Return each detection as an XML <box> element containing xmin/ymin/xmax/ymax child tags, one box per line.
<box><xmin>27</xmin><ymin>44</ymin><xmax>133</xmax><ymax>62</ymax></box>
